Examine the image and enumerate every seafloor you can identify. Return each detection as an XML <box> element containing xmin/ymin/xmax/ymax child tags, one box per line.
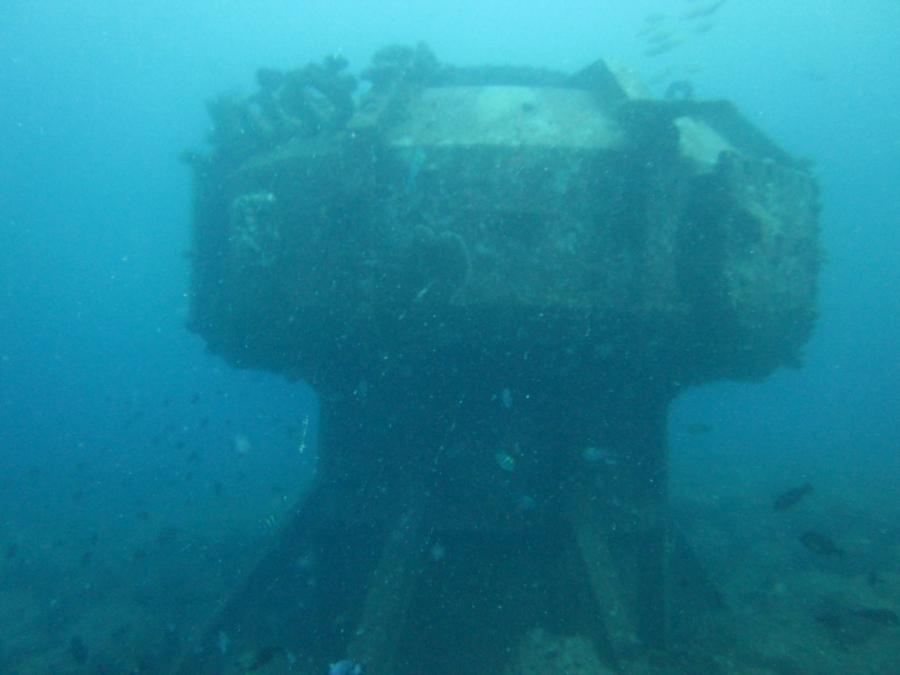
<box><xmin>2</xmin><ymin>443</ymin><xmax>898</xmax><ymax>674</ymax></box>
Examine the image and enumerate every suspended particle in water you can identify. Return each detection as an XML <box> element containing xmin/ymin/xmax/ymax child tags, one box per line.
<box><xmin>495</xmin><ymin>452</ymin><xmax>516</xmax><ymax>472</ymax></box>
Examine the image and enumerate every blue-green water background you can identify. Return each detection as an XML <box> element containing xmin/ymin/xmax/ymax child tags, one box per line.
<box><xmin>0</xmin><ymin>0</ymin><xmax>898</xmax><ymax>667</ymax></box>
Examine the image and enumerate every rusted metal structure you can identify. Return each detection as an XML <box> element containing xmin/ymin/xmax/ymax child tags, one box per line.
<box><xmin>180</xmin><ymin>45</ymin><xmax>820</xmax><ymax>674</ymax></box>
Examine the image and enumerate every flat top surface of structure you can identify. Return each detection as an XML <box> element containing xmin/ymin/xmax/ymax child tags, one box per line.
<box><xmin>387</xmin><ymin>86</ymin><xmax>622</xmax><ymax>148</ymax></box>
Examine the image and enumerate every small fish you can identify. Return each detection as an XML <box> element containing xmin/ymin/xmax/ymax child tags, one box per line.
<box><xmin>799</xmin><ymin>531</ymin><xmax>844</xmax><ymax>557</ymax></box>
<box><xmin>429</xmin><ymin>542</ymin><xmax>446</xmax><ymax>561</ymax></box>
<box><xmin>852</xmin><ymin>607</ymin><xmax>900</xmax><ymax>626</ymax></box>
<box><xmin>241</xmin><ymin>645</ymin><xmax>282</xmax><ymax>670</ymax></box>
<box><xmin>814</xmin><ymin>609</ymin><xmax>844</xmax><ymax>630</ymax></box>
<box><xmin>216</xmin><ymin>630</ymin><xmax>230</xmax><ymax>656</ymax></box>
<box><xmin>773</xmin><ymin>482</ymin><xmax>813</xmax><ymax>511</ymax></box>
<box><xmin>685</xmin><ymin>422</ymin><xmax>712</xmax><ymax>435</ymax></box>
<box><xmin>68</xmin><ymin>635</ymin><xmax>89</xmax><ymax>665</ymax></box>
<box><xmin>580</xmin><ymin>446</ymin><xmax>617</xmax><ymax>466</ymax></box>
<box><xmin>643</xmin><ymin>28</ymin><xmax>671</xmax><ymax>43</ymax></box>
<box><xmin>636</xmin><ymin>12</ymin><xmax>667</xmax><ymax>36</ymax></box>
<box><xmin>644</xmin><ymin>36</ymin><xmax>685</xmax><ymax>58</ymax></box>
<box><xmin>329</xmin><ymin>660</ymin><xmax>364</xmax><ymax>675</ymax></box>
<box><xmin>682</xmin><ymin>0</ymin><xmax>727</xmax><ymax>21</ymax></box>
<box><xmin>816</xmin><ymin>605</ymin><xmax>900</xmax><ymax>636</ymax></box>
<box><xmin>515</xmin><ymin>494</ymin><xmax>537</xmax><ymax>512</ymax></box>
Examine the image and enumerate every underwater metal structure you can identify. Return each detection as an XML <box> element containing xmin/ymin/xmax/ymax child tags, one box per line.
<box><xmin>181</xmin><ymin>45</ymin><xmax>820</xmax><ymax>674</ymax></box>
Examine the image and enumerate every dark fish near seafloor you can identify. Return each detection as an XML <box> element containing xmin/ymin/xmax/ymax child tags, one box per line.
<box><xmin>853</xmin><ymin>608</ymin><xmax>900</xmax><ymax>626</ymax></box>
<box><xmin>68</xmin><ymin>635</ymin><xmax>89</xmax><ymax>665</ymax></box>
<box><xmin>773</xmin><ymin>482</ymin><xmax>813</xmax><ymax>511</ymax></box>
<box><xmin>685</xmin><ymin>422</ymin><xmax>713</xmax><ymax>436</ymax></box>
<box><xmin>799</xmin><ymin>530</ymin><xmax>844</xmax><ymax>556</ymax></box>
<box><xmin>816</xmin><ymin>605</ymin><xmax>900</xmax><ymax>638</ymax></box>
<box><xmin>241</xmin><ymin>645</ymin><xmax>282</xmax><ymax>670</ymax></box>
